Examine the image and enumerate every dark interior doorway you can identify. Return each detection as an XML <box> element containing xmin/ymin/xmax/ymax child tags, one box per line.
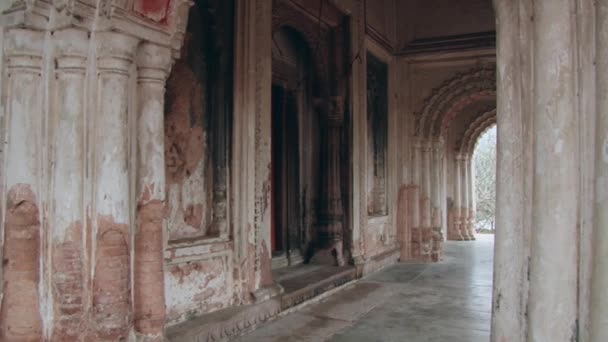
<box><xmin>271</xmin><ymin>84</ymin><xmax>302</xmax><ymax>266</ymax></box>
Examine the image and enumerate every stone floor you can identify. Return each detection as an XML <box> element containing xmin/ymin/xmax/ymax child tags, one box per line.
<box><xmin>234</xmin><ymin>234</ymin><xmax>494</xmax><ymax>342</ymax></box>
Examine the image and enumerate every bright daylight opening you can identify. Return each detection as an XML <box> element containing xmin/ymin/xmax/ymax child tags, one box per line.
<box><xmin>472</xmin><ymin>125</ymin><xmax>496</xmax><ymax>234</ymax></box>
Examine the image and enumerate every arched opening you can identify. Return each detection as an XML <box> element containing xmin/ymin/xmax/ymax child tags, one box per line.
<box><xmin>472</xmin><ymin>124</ymin><xmax>496</xmax><ymax>234</ymax></box>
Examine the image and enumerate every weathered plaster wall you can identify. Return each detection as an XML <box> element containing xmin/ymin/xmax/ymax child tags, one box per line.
<box><xmin>358</xmin><ymin>38</ymin><xmax>401</xmax><ymax>263</ymax></box>
<box><xmin>162</xmin><ymin>0</ymin><xmax>237</xmax><ymax>326</ymax></box>
<box><xmin>164</xmin><ymin>243</ymin><xmax>234</xmax><ymax>324</ymax></box>
<box><xmin>0</xmin><ymin>1</ymin><xmax>191</xmax><ymax>340</ymax></box>
<box><xmin>164</xmin><ymin>36</ymin><xmax>212</xmax><ymax>241</ymax></box>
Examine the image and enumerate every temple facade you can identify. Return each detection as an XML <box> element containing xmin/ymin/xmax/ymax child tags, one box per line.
<box><xmin>0</xmin><ymin>0</ymin><xmax>606</xmax><ymax>341</ymax></box>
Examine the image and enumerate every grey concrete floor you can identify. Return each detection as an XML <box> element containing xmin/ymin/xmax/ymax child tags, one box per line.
<box><xmin>234</xmin><ymin>235</ymin><xmax>494</xmax><ymax>342</ymax></box>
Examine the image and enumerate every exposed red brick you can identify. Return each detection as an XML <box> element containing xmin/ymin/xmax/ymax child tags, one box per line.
<box><xmin>134</xmin><ymin>200</ymin><xmax>166</xmax><ymax>338</ymax></box>
<box><xmin>92</xmin><ymin>217</ymin><xmax>131</xmax><ymax>341</ymax></box>
<box><xmin>139</xmin><ymin>183</ymin><xmax>156</xmax><ymax>204</ymax></box>
<box><xmin>52</xmin><ymin>222</ymin><xmax>85</xmax><ymax>341</ymax></box>
<box><xmin>183</xmin><ymin>203</ymin><xmax>204</xmax><ymax>228</ymax></box>
<box><xmin>260</xmin><ymin>240</ymin><xmax>274</xmax><ymax>287</ymax></box>
<box><xmin>0</xmin><ymin>184</ymin><xmax>43</xmax><ymax>341</ymax></box>
<box><xmin>133</xmin><ymin>0</ymin><xmax>171</xmax><ymax>23</ymax></box>
<box><xmin>164</xmin><ymin>55</ymin><xmax>205</xmax><ymax>186</ymax></box>
<box><xmin>169</xmin><ymin>262</ymin><xmax>204</xmax><ymax>284</ymax></box>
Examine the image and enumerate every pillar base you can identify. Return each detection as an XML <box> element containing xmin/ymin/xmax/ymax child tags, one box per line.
<box><xmin>430</xmin><ymin>227</ymin><xmax>443</xmax><ymax>262</ymax></box>
<box><xmin>309</xmin><ymin>240</ymin><xmax>345</xmax><ymax>266</ymax></box>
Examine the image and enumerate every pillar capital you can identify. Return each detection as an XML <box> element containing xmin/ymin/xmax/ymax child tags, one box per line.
<box><xmin>4</xmin><ymin>28</ymin><xmax>44</xmax><ymax>68</ymax></box>
<box><xmin>136</xmin><ymin>42</ymin><xmax>173</xmax><ymax>83</ymax></box>
<box><xmin>53</xmin><ymin>28</ymin><xmax>89</xmax><ymax>70</ymax></box>
<box><xmin>96</xmin><ymin>31</ymin><xmax>140</xmax><ymax>73</ymax></box>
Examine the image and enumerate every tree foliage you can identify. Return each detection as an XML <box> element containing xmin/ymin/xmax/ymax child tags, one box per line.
<box><xmin>473</xmin><ymin>126</ymin><xmax>496</xmax><ymax>233</ymax></box>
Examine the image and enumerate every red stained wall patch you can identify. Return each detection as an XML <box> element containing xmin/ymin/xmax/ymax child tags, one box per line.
<box><xmin>133</xmin><ymin>0</ymin><xmax>171</xmax><ymax>23</ymax></box>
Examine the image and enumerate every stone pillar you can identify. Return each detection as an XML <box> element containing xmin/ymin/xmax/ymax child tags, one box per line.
<box><xmin>421</xmin><ymin>142</ymin><xmax>432</xmax><ymax>228</ymax></box>
<box><xmin>590</xmin><ymin>1</ymin><xmax>608</xmax><ymax>340</ymax></box>
<box><xmin>492</xmin><ymin>1</ymin><xmax>533</xmax><ymax>340</ymax></box>
<box><xmin>430</xmin><ymin>140</ymin><xmax>443</xmax><ymax>261</ymax></box>
<box><xmin>91</xmin><ymin>32</ymin><xmax>139</xmax><ymax>341</ymax></box>
<box><xmin>315</xmin><ymin>96</ymin><xmax>345</xmax><ymax>266</ymax></box>
<box><xmin>0</xmin><ymin>28</ymin><xmax>44</xmax><ymax>342</ymax></box>
<box><xmin>465</xmin><ymin>155</ymin><xmax>476</xmax><ymax>240</ymax></box>
<box><xmin>49</xmin><ymin>28</ymin><xmax>88</xmax><ymax>341</ymax></box>
<box><xmin>349</xmin><ymin>0</ymin><xmax>367</xmax><ymax>266</ymax></box>
<box><xmin>450</xmin><ymin>154</ymin><xmax>464</xmax><ymax>240</ymax></box>
<box><xmin>431</xmin><ymin>140</ymin><xmax>443</xmax><ymax>229</ymax></box>
<box><xmin>134</xmin><ymin>42</ymin><xmax>172</xmax><ymax>340</ymax></box>
<box><xmin>470</xmin><ymin>159</ymin><xmax>477</xmax><ymax>233</ymax></box>
<box><xmin>419</xmin><ymin>141</ymin><xmax>432</xmax><ymax>259</ymax></box>
<box><xmin>460</xmin><ymin>155</ymin><xmax>471</xmax><ymax>240</ymax></box>
<box><xmin>410</xmin><ymin>139</ymin><xmax>422</xmax><ymax>258</ymax></box>
<box><xmin>527</xmin><ymin>0</ymin><xmax>579</xmax><ymax>340</ymax></box>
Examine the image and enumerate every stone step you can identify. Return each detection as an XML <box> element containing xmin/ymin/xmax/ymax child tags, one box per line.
<box><xmin>278</xmin><ymin>265</ymin><xmax>357</xmax><ymax>310</ymax></box>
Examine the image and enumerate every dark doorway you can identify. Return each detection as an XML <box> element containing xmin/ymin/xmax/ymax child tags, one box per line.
<box><xmin>271</xmin><ymin>85</ymin><xmax>302</xmax><ymax>266</ymax></box>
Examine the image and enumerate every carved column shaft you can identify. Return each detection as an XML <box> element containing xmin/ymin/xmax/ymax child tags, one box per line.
<box><xmin>452</xmin><ymin>154</ymin><xmax>464</xmax><ymax>240</ymax></box>
<box><xmin>410</xmin><ymin>140</ymin><xmax>422</xmax><ymax>257</ymax></box>
<box><xmin>421</xmin><ymin>142</ymin><xmax>432</xmax><ymax>228</ymax></box>
<box><xmin>91</xmin><ymin>31</ymin><xmax>139</xmax><ymax>341</ymax></box>
<box><xmin>465</xmin><ymin>155</ymin><xmax>475</xmax><ymax>240</ymax></box>
<box><xmin>419</xmin><ymin>142</ymin><xmax>433</xmax><ymax>259</ymax></box>
<box><xmin>527</xmin><ymin>0</ymin><xmax>579</xmax><ymax>339</ymax></box>
<box><xmin>492</xmin><ymin>1</ymin><xmax>532</xmax><ymax>339</ymax></box>
<box><xmin>50</xmin><ymin>28</ymin><xmax>88</xmax><ymax>340</ymax></box>
<box><xmin>590</xmin><ymin>1</ymin><xmax>608</xmax><ymax>340</ymax></box>
<box><xmin>461</xmin><ymin>155</ymin><xmax>471</xmax><ymax>240</ymax></box>
<box><xmin>134</xmin><ymin>42</ymin><xmax>171</xmax><ymax>340</ymax></box>
<box><xmin>430</xmin><ymin>140</ymin><xmax>443</xmax><ymax>261</ymax></box>
<box><xmin>0</xmin><ymin>28</ymin><xmax>44</xmax><ymax>341</ymax></box>
<box><xmin>431</xmin><ymin>140</ymin><xmax>443</xmax><ymax>229</ymax></box>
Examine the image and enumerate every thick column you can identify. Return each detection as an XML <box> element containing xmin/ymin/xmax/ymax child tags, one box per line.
<box><xmin>461</xmin><ymin>156</ymin><xmax>471</xmax><ymax>240</ymax></box>
<box><xmin>50</xmin><ymin>28</ymin><xmax>88</xmax><ymax>341</ymax></box>
<box><xmin>590</xmin><ymin>1</ymin><xmax>608</xmax><ymax>340</ymax></box>
<box><xmin>0</xmin><ymin>28</ymin><xmax>44</xmax><ymax>341</ymax></box>
<box><xmin>450</xmin><ymin>154</ymin><xmax>464</xmax><ymax>240</ymax></box>
<box><xmin>527</xmin><ymin>0</ymin><xmax>579</xmax><ymax>340</ymax></box>
<box><xmin>421</xmin><ymin>142</ymin><xmax>432</xmax><ymax>228</ymax></box>
<box><xmin>492</xmin><ymin>1</ymin><xmax>532</xmax><ymax>340</ymax></box>
<box><xmin>349</xmin><ymin>0</ymin><xmax>367</xmax><ymax>265</ymax></box>
<box><xmin>315</xmin><ymin>96</ymin><xmax>346</xmax><ymax>266</ymax></box>
<box><xmin>134</xmin><ymin>42</ymin><xmax>171</xmax><ymax>340</ymax></box>
<box><xmin>410</xmin><ymin>140</ymin><xmax>422</xmax><ymax>258</ymax></box>
<box><xmin>431</xmin><ymin>140</ymin><xmax>443</xmax><ymax>229</ymax></box>
<box><xmin>91</xmin><ymin>32</ymin><xmax>139</xmax><ymax>341</ymax></box>
<box><xmin>420</xmin><ymin>141</ymin><xmax>432</xmax><ymax>259</ymax></box>
<box><xmin>465</xmin><ymin>155</ymin><xmax>476</xmax><ymax>240</ymax></box>
<box><xmin>430</xmin><ymin>140</ymin><xmax>443</xmax><ymax>261</ymax></box>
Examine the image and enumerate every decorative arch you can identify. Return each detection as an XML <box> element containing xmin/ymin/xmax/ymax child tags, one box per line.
<box><xmin>272</xmin><ymin>0</ymin><xmax>332</xmax><ymax>97</ymax></box>
<box><xmin>415</xmin><ymin>66</ymin><xmax>496</xmax><ymax>139</ymax></box>
<box><xmin>457</xmin><ymin>108</ymin><xmax>497</xmax><ymax>155</ymax></box>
